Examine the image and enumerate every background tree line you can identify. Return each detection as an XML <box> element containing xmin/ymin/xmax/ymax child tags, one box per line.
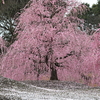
<box><xmin>0</xmin><ymin>0</ymin><xmax>100</xmax><ymax>45</ymax></box>
<box><xmin>79</xmin><ymin>0</ymin><xmax>100</xmax><ymax>35</ymax></box>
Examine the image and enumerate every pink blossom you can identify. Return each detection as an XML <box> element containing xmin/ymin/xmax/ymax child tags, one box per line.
<box><xmin>0</xmin><ymin>0</ymin><xmax>100</xmax><ymax>86</ymax></box>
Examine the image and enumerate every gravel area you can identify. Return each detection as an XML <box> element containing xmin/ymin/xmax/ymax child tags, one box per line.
<box><xmin>23</xmin><ymin>80</ymin><xmax>93</xmax><ymax>90</ymax></box>
<box><xmin>0</xmin><ymin>76</ymin><xmax>100</xmax><ymax>100</ymax></box>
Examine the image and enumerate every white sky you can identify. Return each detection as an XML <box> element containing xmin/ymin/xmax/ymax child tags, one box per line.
<box><xmin>79</xmin><ymin>0</ymin><xmax>97</xmax><ymax>7</ymax></box>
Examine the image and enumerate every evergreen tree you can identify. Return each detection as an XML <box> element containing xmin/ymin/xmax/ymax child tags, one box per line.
<box><xmin>0</xmin><ymin>0</ymin><xmax>30</xmax><ymax>46</ymax></box>
<box><xmin>79</xmin><ymin>1</ymin><xmax>100</xmax><ymax>35</ymax></box>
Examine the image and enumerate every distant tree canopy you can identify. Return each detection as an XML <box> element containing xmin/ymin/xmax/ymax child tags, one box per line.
<box><xmin>0</xmin><ymin>0</ymin><xmax>30</xmax><ymax>17</ymax></box>
<box><xmin>92</xmin><ymin>0</ymin><xmax>100</xmax><ymax>16</ymax></box>
<box><xmin>0</xmin><ymin>0</ymin><xmax>30</xmax><ymax>46</ymax></box>
<box><xmin>79</xmin><ymin>1</ymin><xmax>100</xmax><ymax>35</ymax></box>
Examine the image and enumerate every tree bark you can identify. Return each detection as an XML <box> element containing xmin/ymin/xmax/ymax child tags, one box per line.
<box><xmin>50</xmin><ymin>67</ymin><xmax>58</xmax><ymax>80</ymax></box>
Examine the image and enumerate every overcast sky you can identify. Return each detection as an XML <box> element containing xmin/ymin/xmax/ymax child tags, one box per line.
<box><xmin>80</xmin><ymin>0</ymin><xmax>97</xmax><ymax>7</ymax></box>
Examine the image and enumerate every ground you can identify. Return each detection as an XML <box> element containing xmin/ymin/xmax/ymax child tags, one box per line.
<box><xmin>0</xmin><ymin>76</ymin><xmax>100</xmax><ymax>100</ymax></box>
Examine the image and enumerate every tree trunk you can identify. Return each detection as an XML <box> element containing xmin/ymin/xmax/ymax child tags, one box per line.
<box><xmin>50</xmin><ymin>67</ymin><xmax>58</xmax><ymax>80</ymax></box>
